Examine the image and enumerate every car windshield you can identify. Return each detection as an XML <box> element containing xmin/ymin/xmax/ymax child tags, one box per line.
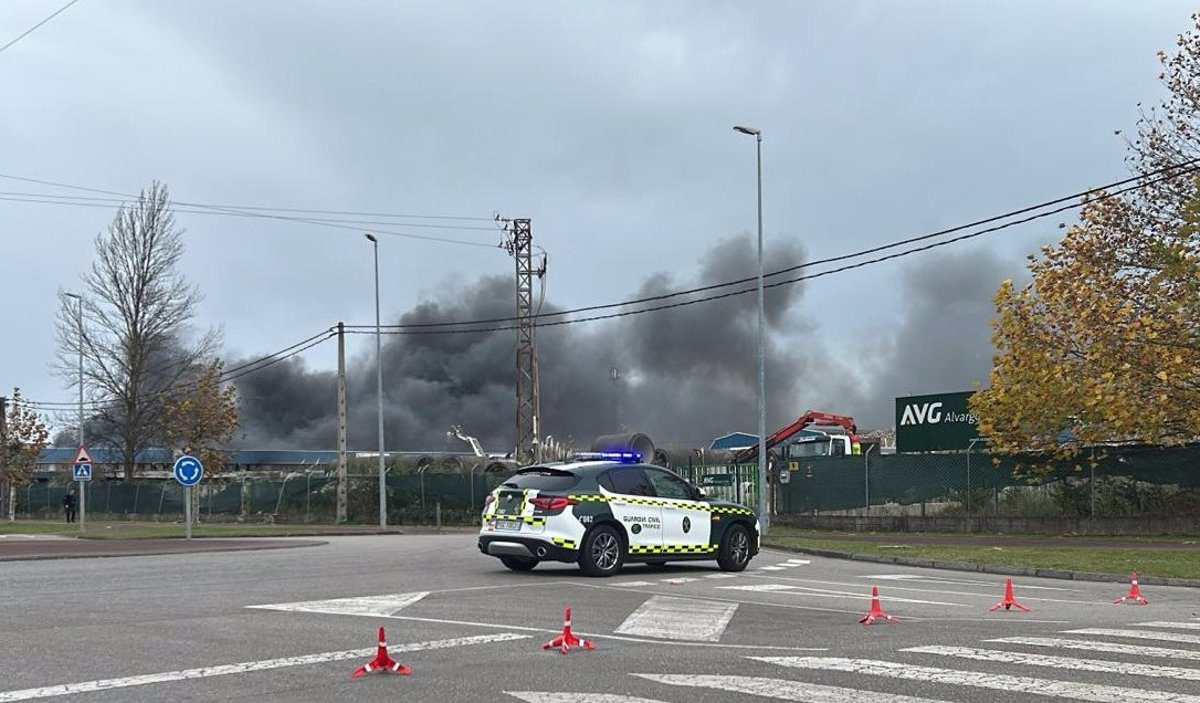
<box><xmin>501</xmin><ymin>467</ymin><xmax>581</xmax><ymax>492</ymax></box>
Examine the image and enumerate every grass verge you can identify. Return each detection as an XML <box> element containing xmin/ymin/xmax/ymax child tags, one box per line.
<box><xmin>765</xmin><ymin>531</ymin><xmax>1200</xmax><ymax>580</ymax></box>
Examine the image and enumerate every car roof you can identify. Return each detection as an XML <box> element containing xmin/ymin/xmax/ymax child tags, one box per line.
<box><xmin>516</xmin><ymin>460</ymin><xmax>657</xmax><ymax>475</ymax></box>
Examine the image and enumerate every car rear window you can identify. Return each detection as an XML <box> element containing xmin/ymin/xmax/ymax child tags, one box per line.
<box><xmin>502</xmin><ymin>468</ymin><xmax>581</xmax><ymax>492</ymax></box>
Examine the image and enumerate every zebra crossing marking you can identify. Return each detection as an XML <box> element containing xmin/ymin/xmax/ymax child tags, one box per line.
<box><xmin>614</xmin><ymin>595</ymin><xmax>738</xmax><ymax>642</ymax></box>
<box><xmin>633</xmin><ymin>673</ymin><xmax>943</xmax><ymax>702</ymax></box>
<box><xmin>987</xmin><ymin>637</ymin><xmax>1200</xmax><ymax>662</ymax></box>
<box><xmin>752</xmin><ymin>656</ymin><xmax>1200</xmax><ymax>703</ymax></box>
<box><xmin>704</xmin><ymin>573</ymin><xmax>737</xmax><ymax>579</ymax></box>
<box><xmin>1065</xmin><ymin>629</ymin><xmax>1200</xmax><ymax>646</ymax></box>
<box><xmin>507</xmin><ymin>694</ymin><xmax>667</xmax><ymax>703</ymax></box>
<box><xmin>1136</xmin><ymin>622</ymin><xmax>1200</xmax><ymax>631</ymax></box>
<box><xmin>903</xmin><ymin>645</ymin><xmax>1200</xmax><ymax>681</ymax></box>
<box><xmin>610</xmin><ymin>581</ymin><xmax>655</xmax><ymax>588</ymax></box>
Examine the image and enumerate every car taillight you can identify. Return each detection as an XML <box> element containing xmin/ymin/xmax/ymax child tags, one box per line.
<box><xmin>529</xmin><ymin>496</ymin><xmax>577</xmax><ymax>510</ymax></box>
<box><xmin>483</xmin><ymin>494</ymin><xmax>495</xmax><ymax>507</ymax></box>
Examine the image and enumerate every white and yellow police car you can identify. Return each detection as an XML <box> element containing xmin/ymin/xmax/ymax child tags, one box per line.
<box><xmin>478</xmin><ymin>452</ymin><xmax>760</xmax><ymax>577</ymax></box>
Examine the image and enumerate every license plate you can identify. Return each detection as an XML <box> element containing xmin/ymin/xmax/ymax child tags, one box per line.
<box><xmin>494</xmin><ymin>519</ymin><xmax>522</xmax><ymax>531</ymax></box>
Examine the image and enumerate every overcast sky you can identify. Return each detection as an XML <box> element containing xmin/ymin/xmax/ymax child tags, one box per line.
<box><xmin>2</xmin><ymin>0</ymin><xmax>1194</xmax><ymax>447</ymax></box>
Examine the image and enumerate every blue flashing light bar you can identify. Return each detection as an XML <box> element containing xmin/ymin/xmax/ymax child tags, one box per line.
<box><xmin>572</xmin><ymin>451</ymin><xmax>642</xmax><ymax>463</ymax></box>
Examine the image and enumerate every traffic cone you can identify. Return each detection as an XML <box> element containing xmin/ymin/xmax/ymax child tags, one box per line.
<box><xmin>858</xmin><ymin>585</ymin><xmax>899</xmax><ymax>625</ymax></box>
<box><xmin>542</xmin><ymin>606</ymin><xmax>595</xmax><ymax>654</ymax></box>
<box><xmin>1115</xmin><ymin>571</ymin><xmax>1149</xmax><ymax>605</ymax></box>
<box><xmin>989</xmin><ymin>577</ymin><xmax>1031</xmax><ymax>612</ymax></box>
<box><xmin>351</xmin><ymin>626</ymin><xmax>412</xmax><ymax>677</ymax></box>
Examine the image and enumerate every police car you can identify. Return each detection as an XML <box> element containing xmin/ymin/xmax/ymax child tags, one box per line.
<box><xmin>478</xmin><ymin>452</ymin><xmax>760</xmax><ymax>577</ymax></box>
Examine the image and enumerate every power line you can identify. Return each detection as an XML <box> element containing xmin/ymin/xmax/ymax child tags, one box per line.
<box><xmin>23</xmin><ymin>328</ymin><xmax>336</xmax><ymax>410</ymax></box>
<box><xmin>342</xmin><ymin>162</ymin><xmax>1200</xmax><ymax>336</ymax></box>
<box><xmin>0</xmin><ymin>0</ymin><xmax>82</xmax><ymax>56</ymax></box>
<box><xmin>0</xmin><ymin>175</ymin><xmax>501</xmax><ymax>248</ymax></box>
<box><xmin>345</xmin><ymin>159</ymin><xmax>1200</xmax><ymax>332</ymax></box>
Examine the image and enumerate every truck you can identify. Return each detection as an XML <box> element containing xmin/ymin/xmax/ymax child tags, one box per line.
<box><xmin>731</xmin><ymin>411</ymin><xmax>861</xmax><ymax>464</ymax></box>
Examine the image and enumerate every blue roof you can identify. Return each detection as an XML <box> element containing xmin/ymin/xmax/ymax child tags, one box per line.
<box><xmin>38</xmin><ymin>447</ymin><xmax>479</xmax><ymax>466</ymax></box>
<box><xmin>710</xmin><ymin>432</ymin><xmax>758</xmax><ymax>451</ymax></box>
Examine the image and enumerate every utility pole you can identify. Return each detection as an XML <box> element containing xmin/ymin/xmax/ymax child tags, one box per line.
<box><xmin>336</xmin><ymin>321</ymin><xmax>347</xmax><ymax>523</ymax></box>
<box><xmin>610</xmin><ymin>367</ymin><xmax>620</xmax><ymax>430</ymax></box>
<box><xmin>504</xmin><ymin>218</ymin><xmax>544</xmax><ymax>462</ymax></box>
<box><xmin>0</xmin><ymin>395</ymin><xmax>8</xmax><ymax>522</ymax></box>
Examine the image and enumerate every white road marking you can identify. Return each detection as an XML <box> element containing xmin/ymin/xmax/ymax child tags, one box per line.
<box><xmin>785</xmin><ymin>559</ymin><xmax>811</xmax><ymax>565</ymax></box>
<box><xmin>718</xmin><ymin>583</ymin><xmax>966</xmax><ymax>607</ymax></box>
<box><xmin>507</xmin><ymin>694</ymin><xmax>668</xmax><ymax>703</ymax></box>
<box><xmin>246</xmin><ymin>591</ymin><xmax>429</xmax><ymax>617</ymax></box>
<box><xmin>764</xmin><ymin>573</ymin><xmax>1090</xmax><ymax>603</ymax></box>
<box><xmin>864</xmin><ymin>573</ymin><xmax>1073</xmax><ymax>591</ymax></box>
<box><xmin>614</xmin><ymin>595</ymin><xmax>738</xmax><ymax>642</ymax></box>
<box><xmin>660</xmin><ymin>578</ymin><xmax>697</xmax><ymax>585</ymax></box>
<box><xmin>0</xmin><ymin>634</ymin><xmax>528</xmax><ymax>703</ymax></box>
<box><xmin>903</xmin><ymin>645</ymin><xmax>1200</xmax><ymax>681</ymax></box>
<box><xmin>635</xmin><ymin>673</ymin><xmax>943</xmax><ymax>702</ymax></box>
<box><xmin>758</xmin><ymin>568</ymin><xmax>1089</xmax><ymax>602</ymax></box>
<box><xmin>1066</xmin><ymin>629</ymin><xmax>1200</xmax><ymax>646</ymax></box>
<box><xmin>759</xmin><ymin>565</ymin><xmax>787</xmax><ymax>571</ymax></box>
<box><xmin>704</xmin><ymin>573</ymin><xmax>737</xmax><ymax>579</ymax></box>
<box><xmin>755</xmin><ymin>656</ymin><xmax>1200</xmax><ymax>703</ymax></box>
<box><xmin>611</xmin><ymin>581</ymin><xmax>655</xmax><ymax>588</ymax></box>
<box><xmin>988</xmin><ymin>637</ymin><xmax>1200</xmax><ymax>662</ymax></box>
<box><xmin>1137</xmin><ymin>622</ymin><xmax>1200</xmax><ymax>631</ymax></box>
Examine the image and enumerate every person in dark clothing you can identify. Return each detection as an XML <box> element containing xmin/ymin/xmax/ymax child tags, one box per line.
<box><xmin>63</xmin><ymin>491</ymin><xmax>76</xmax><ymax>523</ymax></box>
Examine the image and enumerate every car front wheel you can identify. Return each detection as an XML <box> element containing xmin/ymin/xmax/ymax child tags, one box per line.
<box><xmin>578</xmin><ymin>524</ymin><xmax>625</xmax><ymax>577</ymax></box>
<box><xmin>716</xmin><ymin>524</ymin><xmax>752</xmax><ymax>572</ymax></box>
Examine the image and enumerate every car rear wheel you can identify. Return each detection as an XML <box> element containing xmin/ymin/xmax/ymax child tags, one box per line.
<box><xmin>578</xmin><ymin>524</ymin><xmax>625</xmax><ymax>577</ymax></box>
<box><xmin>500</xmin><ymin>556</ymin><xmax>538</xmax><ymax>572</ymax></box>
<box><xmin>716</xmin><ymin>524</ymin><xmax>752</xmax><ymax>572</ymax></box>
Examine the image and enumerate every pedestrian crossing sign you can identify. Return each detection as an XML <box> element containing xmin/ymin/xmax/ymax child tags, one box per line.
<box><xmin>73</xmin><ymin>462</ymin><xmax>92</xmax><ymax>481</ymax></box>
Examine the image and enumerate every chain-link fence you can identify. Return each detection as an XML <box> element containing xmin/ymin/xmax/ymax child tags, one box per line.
<box><xmin>675</xmin><ymin>444</ymin><xmax>1200</xmax><ymax>525</ymax></box>
<box><xmin>13</xmin><ymin>471</ymin><xmax>507</xmax><ymax>525</ymax></box>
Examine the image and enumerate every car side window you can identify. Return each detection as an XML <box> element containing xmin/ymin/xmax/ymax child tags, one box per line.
<box><xmin>598</xmin><ymin>468</ymin><xmax>652</xmax><ymax>496</ymax></box>
<box><xmin>644</xmin><ymin>468</ymin><xmax>696</xmax><ymax>501</ymax></box>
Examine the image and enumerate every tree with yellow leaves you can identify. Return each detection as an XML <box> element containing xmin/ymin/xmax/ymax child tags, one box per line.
<box><xmin>972</xmin><ymin>16</ymin><xmax>1200</xmax><ymax>458</ymax></box>
<box><xmin>161</xmin><ymin>361</ymin><xmax>239</xmax><ymax>477</ymax></box>
<box><xmin>1</xmin><ymin>389</ymin><xmax>50</xmax><ymax>520</ymax></box>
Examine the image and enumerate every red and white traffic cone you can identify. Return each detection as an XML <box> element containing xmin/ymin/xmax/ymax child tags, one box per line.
<box><xmin>351</xmin><ymin>626</ymin><xmax>412</xmax><ymax>678</ymax></box>
<box><xmin>542</xmin><ymin>606</ymin><xmax>595</xmax><ymax>654</ymax></box>
<box><xmin>858</xmin><ymin>585</ymin><xmax>899</xmax><ymax>625</ymax></box>
<box><xmin>1115</xmin><ymin>571</ymin><xmax>1149</xmax><ymax>605</ymax></box>
<box><xmin>989</xmin><ymin>577</ymin><xmax>1031</xmax><ymax>612</ymax></box>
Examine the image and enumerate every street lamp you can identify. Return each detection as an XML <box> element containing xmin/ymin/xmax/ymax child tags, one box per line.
<box><xmin>63</xmin><ymin>292</ymin><xmax>84</xmax><ymax>533</ymax></box>
<box><xmin>364</xmin><ymin>233</ymin><xmax>386</xmax><ymax>528</ymax></box>
<box><xmin>733</xmin><ymin>123</ymin><xmax>767</xmax><ymax>534</ymax></box>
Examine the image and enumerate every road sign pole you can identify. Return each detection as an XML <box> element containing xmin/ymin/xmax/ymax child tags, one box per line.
<box><xmin>79</xmin><ymin>483</ymin><xmax>86</xmax><ymax>534</ymax></box>
<box><xmin>185</xmin><ymin>485</ymin><xmax>192</xmax><ymax>540</ymax></box>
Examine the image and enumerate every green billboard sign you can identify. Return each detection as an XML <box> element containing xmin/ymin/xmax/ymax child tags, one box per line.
<box><xmin>895</xmin><ymin>390</ymin><xmax>982</xmax><ymax>453</ymax></box>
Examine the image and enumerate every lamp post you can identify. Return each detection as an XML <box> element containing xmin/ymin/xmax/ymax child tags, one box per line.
<box><xmin>364</xmin><ymin>234</ymin><xmax>386</xmax><ymax>529</ymax></box>
<box><xmin>734</xmin><ymin>123</ymin><xmax>767</xmax><ymax>533</ymax></box>
<box><xmin>63</xmin><ymin>292</ymin><xmax>84</xmax><ymax>533</ymax></box>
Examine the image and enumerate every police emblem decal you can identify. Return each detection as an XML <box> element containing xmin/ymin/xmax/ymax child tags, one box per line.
<box><xmin>682</xmin><ymin>516</ymin><xmax>691</xmax><ymax>533</ymax></box>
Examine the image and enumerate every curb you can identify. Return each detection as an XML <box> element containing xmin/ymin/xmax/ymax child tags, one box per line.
<box><xmin>764</xmin><ymin>542</ymin><xmax>1200</xmax><ymax>589</ymax></box>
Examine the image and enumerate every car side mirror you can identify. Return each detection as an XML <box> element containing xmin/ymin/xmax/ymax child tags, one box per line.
<box><xmin>694</xmin><ymin>486</ymin><xmax>708</xmax><ymax>500</ymax></box>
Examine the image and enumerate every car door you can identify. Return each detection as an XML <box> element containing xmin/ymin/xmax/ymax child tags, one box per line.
<box><xmin>643</xmin><ymin>467</ymin><xmax>711</xmax><ymax>553</ymax></box>
<box><xmin>597</xmin><ymin>467</ymin><xmax>661</xmax><ymax>554</ymax></box>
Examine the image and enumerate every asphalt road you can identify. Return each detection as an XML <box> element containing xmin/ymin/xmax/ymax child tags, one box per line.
<box><xmin>1</xmin><ymin>534</ymin><xmax>1197</xmax><ymax>702</ymax></box>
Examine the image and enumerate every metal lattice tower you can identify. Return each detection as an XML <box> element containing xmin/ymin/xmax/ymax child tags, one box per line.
<box><xmin>507</xmin><ymin>218</ymin><xmax>540</xmax><ymax>460</ymax></box>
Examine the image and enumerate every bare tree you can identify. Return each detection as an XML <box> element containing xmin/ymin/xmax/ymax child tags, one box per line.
<box><xmin>56</xmin><ymin>182</ymin><xmax>217</xmax><ymax>478</ymax></box>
